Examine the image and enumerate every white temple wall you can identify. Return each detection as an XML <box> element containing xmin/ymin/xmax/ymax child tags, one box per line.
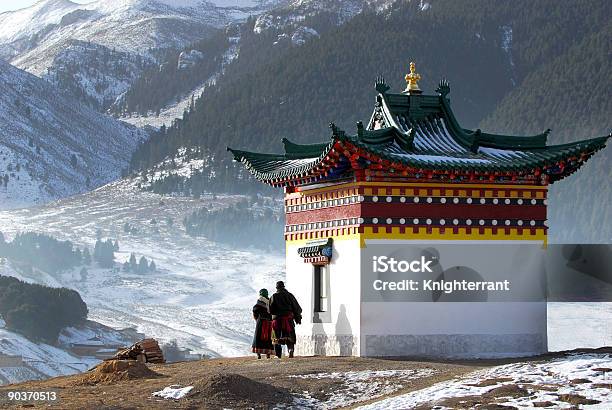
<box><xmin>289</xmin><ymin>236</ymin><xmax>548</xmax><ymax>358</ymax></box>
<box><xmin>288</xmin><ymin>238</ymin><xmax>361</xmax><ymax>356</ymax></box>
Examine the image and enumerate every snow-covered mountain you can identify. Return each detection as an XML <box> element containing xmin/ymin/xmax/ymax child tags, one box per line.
<box><xmin>0</xmin><ymin>0</ymin><xmax>278</xmax><ymax>75</ymax></box>
<box><xmin>0</xmin><ymin>0</ymin><xmax>397</xmax><ymax>111</ymax></box>
<box><xmin>0</xmin><ymin>60</ymin><xmax>146</xmax><ymax>209</ymax></box>
<box><xmin>0</xmin><ymin>0</ymin><xmax>284</xmax><ymax>108</ymax></box>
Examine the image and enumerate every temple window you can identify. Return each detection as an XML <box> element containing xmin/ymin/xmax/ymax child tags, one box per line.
<box><xmin>314</xmin><ymin>265</ymin><xmax>328</xmax><ymax>313</ymax></box>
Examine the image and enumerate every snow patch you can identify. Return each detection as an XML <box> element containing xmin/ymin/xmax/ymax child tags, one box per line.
<box><xmin>153</xmin><ymin>384</ymin><xmax>194</xmax><ymax>400</ymax></box>
<box><xmin>357</xmin><ymin>354</ymin><xmax>612</xmax><ymax>409</ymax></box>
<box><xmin>291</xmin><ymin>26</ymin><xmax>319</xmax><ymax>46</ymax></box>
<box><xmin>177</xmin><ymin>49</ymin><xmax>205</xmax><ymax>70</ymax></box>
<box><xmin>290</xmin><ymin>368</ymin><xmax>438</xmax><ymax>408</ymax></box>
<box><xmin>501</xmin><ymin>25</ymin><xmax>513</xmax><ymax>54</ymax></box>
<box><xmin>419</xmin><ymin>0</ymin><xmax>431</xmax><ymax>11</ymax></box>
<box><xmin>500</xmin><ymin>24</ymin><xmax>516</xmax><ymax>86</ymax></box>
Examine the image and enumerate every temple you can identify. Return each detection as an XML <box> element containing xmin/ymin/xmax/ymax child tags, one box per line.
<box><xmin>228</xmin><ymin>63</ymin><xmax>609</xmax><ymax>358</ymax></box>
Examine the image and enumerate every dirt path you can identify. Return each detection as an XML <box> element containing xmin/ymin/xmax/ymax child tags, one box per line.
<box><xmin>0</xmin><ymin>356</ymin><xmax>490</xmax><ymax>409</ymax></box>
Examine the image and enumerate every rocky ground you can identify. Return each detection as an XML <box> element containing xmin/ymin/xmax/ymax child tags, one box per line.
<box><xmin>0</xmin><ymin>351</ymin><xmax>609</xmax><ymax>409</ymax></box>
<box><xmin>0</xmin><ymin>356</ymin><xmax>486</xmax><ymax>409</ymax></box>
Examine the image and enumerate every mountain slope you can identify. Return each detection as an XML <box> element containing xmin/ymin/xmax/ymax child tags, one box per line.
<box><xmin>45</xmin><ymin>40</ymin><xmax>155</xmax><ymax>109</ymax></box>
<box><xmin>0</xmin><ymin>60</ymin><xmax>146</xmax><ymax>209</ymax></box>
<box><xmin>479</xmin><ymin>25</ymin><xmax>612</xmax><ymax>243</ymax></box>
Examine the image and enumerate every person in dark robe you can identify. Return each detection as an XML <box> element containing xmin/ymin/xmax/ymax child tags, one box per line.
<box><xmin>269</xmin><ymin>281</ymin><xmax>302</xmax><ymax>358</ymax></box>
<box><xmin>252</xmin><ymin>288</ymin><xmax>274</xmax><ymax>359</ymax></box>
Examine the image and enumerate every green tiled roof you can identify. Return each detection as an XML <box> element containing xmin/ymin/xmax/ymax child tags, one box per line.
<box><xmin>228</xmin><ymin>79</ymin><xmax>609</xmax><ymax>185</ymax></box>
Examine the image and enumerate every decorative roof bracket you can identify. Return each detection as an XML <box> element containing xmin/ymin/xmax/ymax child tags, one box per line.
<box><xmin>375</xmin><ymin>75</ymin><xmax>390</xmax><ymax>94</ymax></box>
<box><xmin>436</xmin><ymin>78</ymin><xmax>450</xmax><ymax>98</ymax></box>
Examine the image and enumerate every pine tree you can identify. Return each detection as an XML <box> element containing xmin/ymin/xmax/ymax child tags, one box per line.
<box><xmin>80</xmin><ymin>267</ymin><xmax>88</xmax><ymax>281</ymax></box>
<box><xmin>138</xmin><ymin>256</ymin><xmax>148</xmax><ymax>273</ymax></box>
<box><xmin>82</xmin><ymin>248</ymin><xmax>91</xmax><ymax>265</ymax></box>
<box><xmin>129</xmin><ymin>253</ymin><xmax>137</xmax><ymax>272</ymax></box>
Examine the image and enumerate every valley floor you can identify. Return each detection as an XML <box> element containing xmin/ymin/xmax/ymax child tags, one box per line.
<box><xmin>0</xmin><ymin>352</ymin><xmax>609</xmax><ymax>409</ymax></box>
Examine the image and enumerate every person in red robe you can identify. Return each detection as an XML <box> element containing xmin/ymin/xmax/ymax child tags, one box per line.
<box><xmin>252</xmin><ymin>288</ymin><xmax>274</xmax><ymax>358</ymax></box>
<box><xmin>270</xmin><ymin>281</ymin><xmax>302</xmax><ymax>358</ymax></box>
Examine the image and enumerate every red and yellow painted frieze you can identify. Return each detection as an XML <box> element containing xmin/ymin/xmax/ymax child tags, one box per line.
<box><xmin>284</xmin><ymin>181</ymin><xmax>548</xmax><ymax>245</ymax></box>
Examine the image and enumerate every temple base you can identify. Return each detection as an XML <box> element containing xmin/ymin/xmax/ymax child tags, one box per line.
<box><xmin>295</xmin><ymin>334</ymin><xmax>360</xmax><ymax>356</ymax></box>
<box><xmin>363</xmin><ymin>333</ymin><xmax>546</xmax><ymax>358</ymax></box>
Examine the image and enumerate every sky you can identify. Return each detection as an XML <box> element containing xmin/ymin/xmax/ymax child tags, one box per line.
<box><xmin>0</xmin><ymin>0</ymin><xmax>92</xmax><ymax>13</ymax></box>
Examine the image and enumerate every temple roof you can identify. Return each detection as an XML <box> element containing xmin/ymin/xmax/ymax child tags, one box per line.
<box><xmin>228</xmin><ymin>72</ymin><xmax>609</xmax><ymax>187</ymax></box>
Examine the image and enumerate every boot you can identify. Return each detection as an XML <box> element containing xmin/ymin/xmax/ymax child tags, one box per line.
<box><xmin>288</xmin><ymin>349</ymin><xmax>294</xmax><ymax>358</ymax></box>
<box><xmin>257</xmin><ymin>353</ymin><xmax>261</xmax><ymax>359</ymax></box>
<box><xmin>266</xmin><ymin>353</ymin><xmax>271</xmax><ymax>359</ymax></box>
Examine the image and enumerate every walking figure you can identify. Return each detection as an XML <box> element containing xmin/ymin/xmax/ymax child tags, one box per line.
<box><xmin>252</xmin><ymin>288</ymin><xmax>274</xmax><ymax>359</ymax></box>
<box><xmin>270</xmin><ymin>281</ymin><xmax>302</xmax><ymax>358</ymax></box>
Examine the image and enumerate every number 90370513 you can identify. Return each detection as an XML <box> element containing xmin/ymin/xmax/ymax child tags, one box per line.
<box><xmin>4</xmin><ymin>391</ymin><xmax>59</xmax><ymax>402</ymax></box>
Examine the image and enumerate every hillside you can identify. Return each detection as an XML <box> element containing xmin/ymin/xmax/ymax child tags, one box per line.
<box><xmin>0</xmin><ymin>60</ymin><xmax>146</xmax><ymax>209</ymax></box>
<box><xmin>479</xmin><ymin>24</ymin><xmax>612</xmax><ymax>242</ymax></box>
<box><xmin>128</xmin><ymin>0</ymin><xmax>611</xmax><ymax>242</ymax></box>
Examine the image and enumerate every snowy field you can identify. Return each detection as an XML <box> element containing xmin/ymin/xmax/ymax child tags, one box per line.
<box><xmin>548</xmin><ymin>302</ymin><xmax>612</xmax><ymax>352</ymax></box>
<box><xmin>0</xmin><ymin>179</ymin><xmax>284</xmax><ymax>358</ymax></box>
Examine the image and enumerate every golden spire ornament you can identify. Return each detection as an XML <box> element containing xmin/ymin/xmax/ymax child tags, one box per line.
<box><xmin>404</xmin><ymin>62</ymin><xmax>421</xmax><ymax>93</ymax></box>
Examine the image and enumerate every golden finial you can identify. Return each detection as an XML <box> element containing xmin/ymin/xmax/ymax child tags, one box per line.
<box><xmin>404</xmin><ymin>62</ymin><xmax>421</xmax><ymax>93</ymax></box>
